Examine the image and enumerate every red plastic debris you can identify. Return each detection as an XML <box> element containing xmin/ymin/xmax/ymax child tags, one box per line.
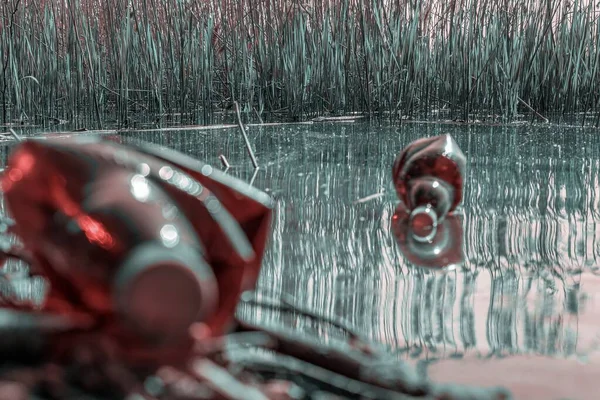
<box><xmin>0</xmin><ymin>136</ymin><xmax>273</xmax><ymax>366</ymax></box>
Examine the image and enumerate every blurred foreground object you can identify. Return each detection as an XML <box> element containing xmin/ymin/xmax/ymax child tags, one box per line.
<box><xmin>1</xmin><ymin>136</ymin><xmax>273</xmax><ymax>352</ymax></box>
<box><xmin>392</xmin><ymin>134</ymin><xmax>466</xmax><ymax>243</ymax></box>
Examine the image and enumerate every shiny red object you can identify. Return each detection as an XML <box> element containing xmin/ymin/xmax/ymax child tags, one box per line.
<box><xmin>0</xmin><ymin>135</ymin><xmax>273</xmax><ymax>366</ymax></box>
<box><xmin>392</xmin><ymin>134</ymin><xmax>466</xmax><ymax>214</ymax></box>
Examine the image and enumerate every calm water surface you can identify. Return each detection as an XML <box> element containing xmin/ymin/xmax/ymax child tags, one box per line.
<box><xmin>4</xmin><ymin>122</ymin><xmax>600</xmax><ymax>399</ymax></box>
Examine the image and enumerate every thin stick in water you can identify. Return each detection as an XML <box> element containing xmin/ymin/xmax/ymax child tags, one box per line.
<box><xmin>234</xmin><ymin>102</ymin><xmax>259</xmax><ymax>169</ymax></box>
<box><xmin>219</xmin><ymin>154</ymin><xmax>230</xmax><ymax>169</ymax></box>
<box><xmin>8</xmin><ymin>129</ymin><xmax>22</xmax><ymax>142</ymax></box>
<box><xmin>517</xmin><ymin>97</ymin><xmax>549</xmax><ymax>123</ymax></box>
<box><xmin>253</xmin><ymin>107</ymin><xmax>264</xmax><ymax>124</ymax></box>
<box><xmin>249</xmin><ymin>168</ymin><xmax>259</xmax><ymax>187</ymax></box>
<box><xmin>353</xmin><ymin>192</ymin><xmax>385</xmax><ymax>204</ymax></box>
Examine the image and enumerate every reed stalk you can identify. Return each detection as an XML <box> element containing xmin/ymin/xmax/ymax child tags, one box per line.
<box><xmin>0</xmin><ymin>0</ymin><xmax>598</xmax><ymax>126</ymax></box>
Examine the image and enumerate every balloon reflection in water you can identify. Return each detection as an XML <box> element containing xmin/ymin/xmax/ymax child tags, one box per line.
<box><xmin>392</xmin><ymin>204</ymin><xmax>465</xmax><ymax>271</ymax></box>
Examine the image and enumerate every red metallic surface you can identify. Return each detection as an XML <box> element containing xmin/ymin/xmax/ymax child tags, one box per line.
<box><xmin>0</xmin><ymin>135</ymin><xmax>273</xmax><ymax>367</ymax></box>
<box><xmin>392</xmin><ymin>134</ymin><xmax>466</xmax><ymax>213</ymax></box>
<box><xmin>130</xmin><ymin>140</ymin><xmax>274</xmax><ymax>335</ymax></box>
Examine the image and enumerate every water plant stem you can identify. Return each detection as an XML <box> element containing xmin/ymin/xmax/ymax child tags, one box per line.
<box><xmin>0</xmin><ymin>0</ymin><xmax>598</xmax><ymax>124</ymax></box>
<box><xmin>234</xmin><ymin>101</ymin><xmax>259</xmax><ymax>169</ymax></box>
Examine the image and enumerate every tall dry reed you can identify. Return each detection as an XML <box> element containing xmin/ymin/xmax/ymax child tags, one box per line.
<box><xmin>1</xmin><ymin>0</ymin><xmax>599</xmax><ymax>126</ymax></box>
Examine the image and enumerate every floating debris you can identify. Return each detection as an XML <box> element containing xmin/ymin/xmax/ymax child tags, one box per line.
<box><xmin>392</xmin><ymin>134</ymin><xmax>466</xmax><ymax>242</ymax></box>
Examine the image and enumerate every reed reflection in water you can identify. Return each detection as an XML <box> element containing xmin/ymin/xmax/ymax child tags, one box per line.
<box><xmin>1</xmin><ymin>122</ymin><xmax>598</xmax><ymax>394</ymax></box>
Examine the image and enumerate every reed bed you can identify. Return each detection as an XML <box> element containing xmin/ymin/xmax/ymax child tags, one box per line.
<box><xmin>1</xmin><ymin>0</ymin><xmax>600</xmax><ymax>127</ymax></box>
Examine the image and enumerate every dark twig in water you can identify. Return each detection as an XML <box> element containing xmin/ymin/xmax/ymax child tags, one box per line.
<box><xmin>231</xmin><ymin>342</ymin><xmax>511</xmax><ymax>400</ymax></box>
<box><xmin>234</xmin><ymin>102</ymin><xmax>259</xmax><ymax>169</ymax></box>
<box><xmin>232</xmin><ymin>349</ymin><xmax>414</xmax><ymax>400</ymax></box>
<box><xmin>240</xmin><ymin>292</ymin><xmax>368</xmax><ymax>345</ymax></box>
<box><xmin>236</xmin><ymin>320</ymin><xmax>430</xmax><ymax>397</ymax></box>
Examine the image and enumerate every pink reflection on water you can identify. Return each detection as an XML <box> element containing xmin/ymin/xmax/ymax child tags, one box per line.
<box><xmin>428</xmin><ymin>355</ymin><xmax>599</xmax><ymax>400</ymax></box>
<box><xmin>422</xmin><ymin>270</ymin><xmax>600</xmax><ymax>399</ymax></box>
